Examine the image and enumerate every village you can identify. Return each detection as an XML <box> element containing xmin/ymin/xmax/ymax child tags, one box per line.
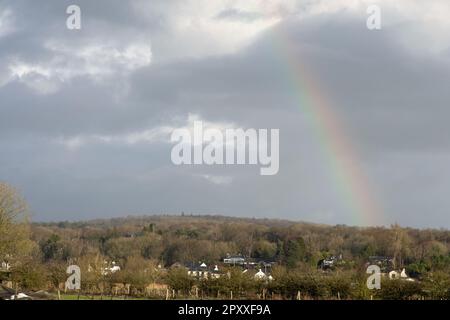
<box><xmin>1</xmin><ymin>251</ymin><xmax>421</xmax><ymax>300</ymax></box>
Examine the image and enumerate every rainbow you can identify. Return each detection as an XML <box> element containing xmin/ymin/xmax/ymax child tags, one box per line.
<box><xmin>271</xmin><ymin>25</ymin><xmax>385</xmax><ymax>226</ymax></box>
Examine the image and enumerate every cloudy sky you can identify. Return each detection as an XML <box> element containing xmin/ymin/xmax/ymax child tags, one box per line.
<box><xmin>1</xmin><ymin>0</ymin><xmax>449</xmax><ymax>228</ymax></box>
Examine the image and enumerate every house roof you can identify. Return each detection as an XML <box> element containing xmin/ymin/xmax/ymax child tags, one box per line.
<box><xmin>224</xmin><ymin>256</ymin><xmax>245</xmax><ymax>260</ymax></box>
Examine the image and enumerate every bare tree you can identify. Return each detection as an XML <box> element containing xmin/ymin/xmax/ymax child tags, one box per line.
<box><xmin>0</xmin><ymin>182</ymin><xmax>33</xmax><ymax>264</ymax></box>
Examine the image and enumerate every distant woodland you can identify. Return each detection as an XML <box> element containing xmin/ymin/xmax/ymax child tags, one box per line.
<box><xmin>1</xmin><ymin>182</ymin><xmax>449</xmax><ymax>300</ymax></box>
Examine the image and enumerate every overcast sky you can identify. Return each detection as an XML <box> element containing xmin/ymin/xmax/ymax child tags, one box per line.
<box><xmin>1</xmin><ymin>0</ymin><xmax>449</xmax><ymax>228</ymax></box>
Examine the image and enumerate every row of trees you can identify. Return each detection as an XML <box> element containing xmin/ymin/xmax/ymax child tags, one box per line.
<box><xmin>31</xmin><ymin>219</ymin><xmax>450</xmax><ymax>276</ymax></box>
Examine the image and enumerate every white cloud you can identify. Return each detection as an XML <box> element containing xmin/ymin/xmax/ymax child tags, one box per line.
<box><xmin>60</xmin><ymin>136</ymin><xmax>85</xmax><ymax>151</ymax></box>
<box><xmin>134</xmin><ymin>0</ymin><xmax>291</xmax><ymax>61</ymax></box>
<box><xmin>199</xmin><ymin>174</ymin><xmax>233</xmax><ymax>185</ymax></box>
<box><xmin>8</xmin><ymin>62</ymin><xmax>61</xmax><ymax>94</ymax></box>
<box><xmin>45</xmin><ymin>41</ymin><xmax>152</xmax><ymax>76</ymax></box>
<box><xmin>0</xmin><ymin>7</ymin><xmax>14</xmax><ymax>38</ymax></box>
<box><xmin>2</xmin><ymin>41</ymin><xmax>152</xmax><ymax>94</ymax></box>
<box><xmin>129</xmin><ymin>0</ymin><xmax>450</xmax><ymax>63</ymax></box>
<box><xmin>56</xmin><ymin>113</ymin><xmax>236</xmax><ymax>151</ymax></box>
<box><xmin>57</xmin><ymin>125</ymin><xmax>173</xmax><ymax>151</ymax></box>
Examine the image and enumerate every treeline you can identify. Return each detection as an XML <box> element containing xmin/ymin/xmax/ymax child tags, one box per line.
<box><xmin>32</xmin><ymin>215</ymin><xmax>450</xmax><ymax>274</ymax></box>
<box><xmin>1</xmin><ymin>182</ymin><xmax>450</xmax><ymax>299</ymax></box>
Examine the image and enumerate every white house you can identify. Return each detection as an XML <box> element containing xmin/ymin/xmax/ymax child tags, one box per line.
<box><xmin>388</xmin><ymin>268</ymin><xmax>415</xmax><ymax>282</ymax></box>
<box><xmin>1</xmin><ymin>261</ymin><xmax>10</xmax><ymax>271</ymax></box>
<box><xmin>254</xmin><ymin>269</ymin><xmax>267</xmax><ymax>280</ymax></box>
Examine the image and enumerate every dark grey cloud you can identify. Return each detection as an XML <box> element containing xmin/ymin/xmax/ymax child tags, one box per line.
<box><xmin>1</xmin><ymin>1</ymin><xmax>449</xmax><ymax>228</ymax></box>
